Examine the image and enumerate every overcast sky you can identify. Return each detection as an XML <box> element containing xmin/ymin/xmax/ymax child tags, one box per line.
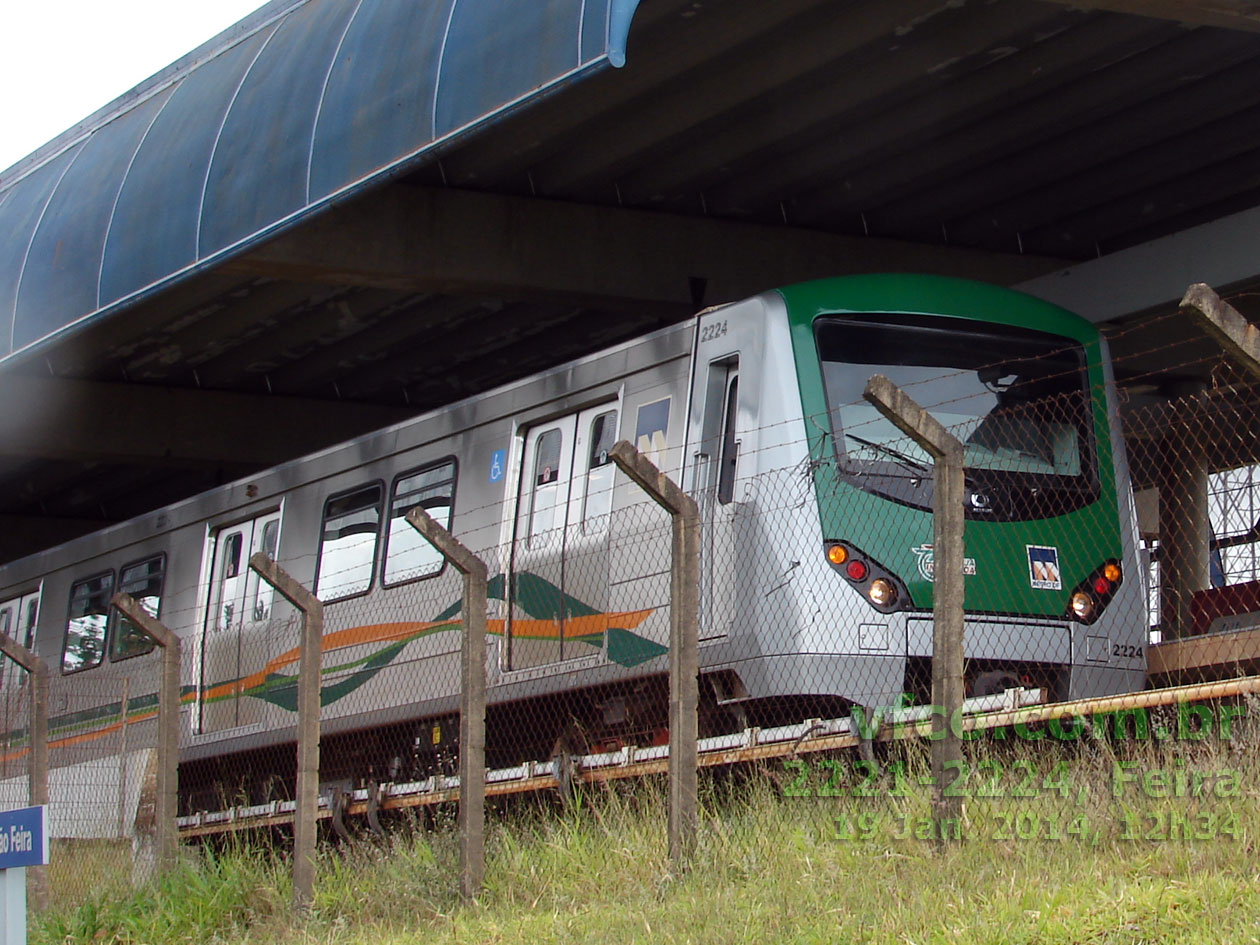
<box><xmin>1</xmin><ymin>0</ymin><xmax>267</xmax><ymax>173</ymax></box>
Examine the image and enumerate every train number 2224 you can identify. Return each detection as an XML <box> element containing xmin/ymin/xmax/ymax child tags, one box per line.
<box><xmin>700</xmin><ymin>320</ymin><xmax>728</xmax><ymax>343</ymax></box>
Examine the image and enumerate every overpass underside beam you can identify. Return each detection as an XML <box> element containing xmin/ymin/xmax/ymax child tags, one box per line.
<box><xmin>0</xmin><ymin>376</ymin><xmax>412</xmax><ymax>468</ymax></box>
<box><xmin>1039</xmin><ymin>0</ymin><xmax>1260</xmax><ymax>33</ymax></box>
<box><xmin>223</xmin><ymin>185</ymin><xmax>1066</xmax><ymax>311</ymax></box>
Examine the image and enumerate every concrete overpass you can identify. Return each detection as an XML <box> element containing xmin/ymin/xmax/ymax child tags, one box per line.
<box><xmin>3</xmin><ymin>0</ymin><xmax>1260</xmax><ymax>562</ymax></box>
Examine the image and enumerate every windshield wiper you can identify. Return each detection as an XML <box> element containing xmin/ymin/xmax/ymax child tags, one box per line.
<box><xmin>845</xmin><ymin>434</ymin><xmax>930</xmax><ymax>476</ymax></box>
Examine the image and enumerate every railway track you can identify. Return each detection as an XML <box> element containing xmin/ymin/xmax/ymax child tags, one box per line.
<box><xmin>178</xmin><ymin>670</ymin><xmax>1260</xmax><ymax>838</ymax></box>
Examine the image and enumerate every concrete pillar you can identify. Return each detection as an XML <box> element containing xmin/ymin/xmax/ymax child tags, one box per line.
<box><xmin>1158</xmin><ymin>380</ymin><xmax>1209</xmax><ymax>639</ymax></box>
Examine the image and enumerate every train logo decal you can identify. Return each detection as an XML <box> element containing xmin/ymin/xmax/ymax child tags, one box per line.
<box><xmin>1026</xmin><ymin>545</ymin><xmax>1062</xmax><ymax>590</ymax></box>
<box><xmin>911</xmin><ymin>544</ymin><xmax>977</xmax><ymax>582</ymax></box>
<box><xmin>198</xmin><ymin>571</ymin><xmax>664</xmax><ymax>712</ymax></box>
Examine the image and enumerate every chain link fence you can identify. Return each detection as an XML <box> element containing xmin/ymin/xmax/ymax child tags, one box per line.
<box><xmin>10</xmin><ymin>282</ymin><xmax>1260</xmax><ymax>905</ymax></box>
<box><xmin>43</xmin><ymin>652</ymin><xmax>161</xmax><ymax>907</ymax></box>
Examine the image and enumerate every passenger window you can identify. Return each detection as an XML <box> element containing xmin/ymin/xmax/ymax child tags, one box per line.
<box><xmin>222</xmin><ymin>533</ymin><xmax>242</xmax><ymax>580</ymax></box>
<box><xmin>529</xmin><ymin>429</ymin><xmax>564</xmax><ymax>544</ymax></box>
<box><xmin>718</xmin><ymin>375</ymin><xmax>740</xmax><ymax>505</ymax></box>
<box><xmin>315</xmin><ymin>484</ymin><xmax>383</xmax><ymax>602</ymax></box>
<box><xmin>583</xmin><ymin>410</ymin><xmax>618</xmax><ymax>529</ymax></box>
<box><xmin>62</xmin><ymin>572</ymin><xmax>114</xmax><ymax>673</ymax></box>
<box><xmin>383</xmin><ymin>461</ymin><xmax>456</xmax><ymax>586</ymax></box>
<box><xmin>112</xmin><ymin>555</ymin><xmax>165</xmax><ymax>661</ymax></box>
<box><xmin>253</xmin><ymin>519</ymin><xmax>280</xmax><ymax>620</ymax></box>
<box><xmin>22</xmin><ymin>597</ymin><xmax>37</xmax><ymax>650</ymax></box>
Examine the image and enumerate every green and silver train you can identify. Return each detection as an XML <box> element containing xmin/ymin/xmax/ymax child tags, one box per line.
<box><xmin>0</xmin><ymin>275</ymin><xmax>1145</xmax><ymax>819</ymax></box>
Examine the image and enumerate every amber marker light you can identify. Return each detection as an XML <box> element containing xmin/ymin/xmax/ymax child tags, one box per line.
<box><xmin>1102</xmin><ymin>562</ymin><xmax>1122</xmax><ymax>583</ymax></box>
<box><xmin>827</xmin><ymin>544</ymin><xmax>849</xmax><ymax>566</ymax></box>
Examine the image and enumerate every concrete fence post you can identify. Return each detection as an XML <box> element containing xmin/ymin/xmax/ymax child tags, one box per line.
<box><xmin>404</xmin><ymin>508</ymin><xmax>488</xmax><ymax>903</ymax></box>
<box><xmin>863</xmin><ymin>375</ymin><xmax>966</xmax><ymax>838</ymax></box>
<box><xmin>248</xmin><ymin>554</ymin><xmax>323</xmax><ymax>911</ymax></box>
<box><xmin>608</xmin><ymin>440</ymin><xmax>699</xmax><ymax>870</ymax></box>
<box><xmin>0</xmin><ymin>632</ymin><xmax>48</xmax><ymax>907</ymax></box>
<box><xmin>109</xmin><ymin>594</ymin><xmax>181</xmax><ymax>874</ymax></box>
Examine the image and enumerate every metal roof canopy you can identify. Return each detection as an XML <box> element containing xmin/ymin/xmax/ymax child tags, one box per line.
<box><xmin>0</xmin><ymin>0</ymin><xmax>641</xmax><ymax>361</ymax></box>
<box><xmin>3</xmin><ymin>0</ymin><xmax>1260</xmax><ymax>562</ymax></box>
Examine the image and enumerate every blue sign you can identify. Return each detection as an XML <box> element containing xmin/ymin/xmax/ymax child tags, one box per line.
<box><xmin>1026</xmin><ymin>545</ymin><xmax>1062</xmax><ymax>591</ymax></box>
<box><xmin>0</xmin><ymin>807</ymin><xmax>47</xmax><ymax>869</ymax></box>
<box><xmin>489</xmin><ymin>450</ymin><xmax>506</xmax><ymax>484</ymax></box>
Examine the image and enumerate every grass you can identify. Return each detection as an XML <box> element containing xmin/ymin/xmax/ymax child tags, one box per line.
<box><xmin>31</xmin><ymin>709</ymin><xmax>1260</xmax><ymax>944</ymax></box>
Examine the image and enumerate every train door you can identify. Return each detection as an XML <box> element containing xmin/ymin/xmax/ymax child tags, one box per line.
<box><xmin>689</xmin><ymin>356</ymin><xmax>740</xmax><ymax>639</ymax></box>
<box><xmin>199</xmin><ymin>511</ymin><xmax>281</xmax><ymax>733</ymax></box>
<box><xmin>0</xmin><ymin>589</ymin><xmax>36</xmax><ymax>780</ymax></box>
<box><xmin>508</xmin><ymin>405</ymin><xmax>619</xmax><ymax>670</ymax></box>
<box><xmin>0</xmin><ymin>587</ymin><xmax>38</xmax><ymax>754</ymax></box>
<box><xmin>561</xmin><ymin>406</ymin><xmax>620</xmax><ymax>654</ymax></box>
<box><xmin>0</xmin><ymin>590</ymin><xmax>38</xmax><ymax>688</ymax></box>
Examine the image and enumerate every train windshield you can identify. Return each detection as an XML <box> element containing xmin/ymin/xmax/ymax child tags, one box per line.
<box><xmin>816</xmin><ymin>313</ymin><xmax>1099</xmax><ymax>520</ymax></box>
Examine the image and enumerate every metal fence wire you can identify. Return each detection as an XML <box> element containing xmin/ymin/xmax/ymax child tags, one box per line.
<box><xmin>41</xmin><ymin>652</ymin><xmax>161</xmax><ymax>904</ymax></box>
<box><xmin>19</xmin><ymin>284</ymin><xmax>1260</xmax><ymax>906</ymax></box>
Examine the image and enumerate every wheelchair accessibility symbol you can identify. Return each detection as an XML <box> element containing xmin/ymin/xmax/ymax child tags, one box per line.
<box><xmin>489</xmin><ymin>449</ymin><xmax>506</xmax><ymax>484</ymax></box>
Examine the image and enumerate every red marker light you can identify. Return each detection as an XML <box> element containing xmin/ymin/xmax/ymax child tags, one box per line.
<box><xmin>846</xmin><ymin>560</ymin><xmax>868</xmax><ymax>581</ymax></box>
<box><xmin>1094</xmin><ymin>577</ymin><xmax>1110</xmax><ymax>595</ymax></box>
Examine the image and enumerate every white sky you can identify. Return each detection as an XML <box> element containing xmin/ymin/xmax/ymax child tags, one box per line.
<box><xmin>1</xmin><ymin>0</ymin><xmax>268</xmax><ymax>173</ymax></box>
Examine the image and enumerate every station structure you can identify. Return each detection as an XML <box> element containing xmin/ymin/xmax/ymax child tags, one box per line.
<box><xmin>2</xmin><ymin>0</ymin><xmax>1260</xmax><ymax>655</ymax></box>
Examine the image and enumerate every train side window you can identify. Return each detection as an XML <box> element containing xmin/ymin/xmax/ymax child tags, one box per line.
<box><xmin>22</xmin><ymin>596</ymin><xmax>37</xmax><ymax>651</ymax></box>
<box><xmin>383</xmin><ymin>460</ymin><xmax>456</xmax><ymax>587</ymax></box>
<box><xmin>315</xmin><ymin>483</ymin><xmax>383</xmax><ymax>602</ymax></box>
<box><xmin>582</xmin><ymin>410</ymin><xmax>618</xmax><ymax>530</ymax></box>
<box><xmin>222</xmin><ymin>533</ymin><xmax>242</xmax><ymax>581</ymax></box>
<box><xmin>111</xmin><ymin>554</ymin><xmax>166</xmax><ymax>661</ymax></box>
<box><xmin>62</xmin><ymin>572</ymin><xmax>114</xmax><ymax>673</ymax></box>
<box><xmin>717</xmin><ymin>373</ymin><xmax>740</xmax><ymax>505</ymax></box>
<box><xmin>253</xmin><ymin>519</ymin><xmax>280</xmax><ymax>620</ymax></box>
<box><xmin>528</xmin><ymin>428</ymin><xmax>564</xmax><ymax>545</ymax></box>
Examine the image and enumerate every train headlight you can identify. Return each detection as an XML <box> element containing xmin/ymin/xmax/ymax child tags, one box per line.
<box><xmin>868</xmin><ymin>578</ymin><xmax>897</xmax><ymax>607</ymax></box>
<box><xmin>1066</xmin><ymin>559</ymin><xmax>1122</xmax><ymax>624</ymax></box>
<box><xmin>1069</xmin><ymin>591</ymin><xmax>1095</xmax><ymax>620</ymax></box>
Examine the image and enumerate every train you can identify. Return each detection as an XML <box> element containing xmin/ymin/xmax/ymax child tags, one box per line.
<box><xmin>0</xmin><ymin>274</ymin><xmax>1148</xmax><ymax>820</ymax></box>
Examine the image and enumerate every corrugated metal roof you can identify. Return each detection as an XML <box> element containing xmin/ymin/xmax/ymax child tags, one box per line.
<box><xmin>0</xmin><ymin>0</ymin><xmax>640</xmax><ymax>363</ymax></box>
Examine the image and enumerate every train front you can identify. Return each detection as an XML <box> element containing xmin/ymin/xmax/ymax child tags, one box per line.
<box><xmin>784</xmin><ymin>276</ymin><xmax>1147</xmax><ymax>709</ymax></box>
